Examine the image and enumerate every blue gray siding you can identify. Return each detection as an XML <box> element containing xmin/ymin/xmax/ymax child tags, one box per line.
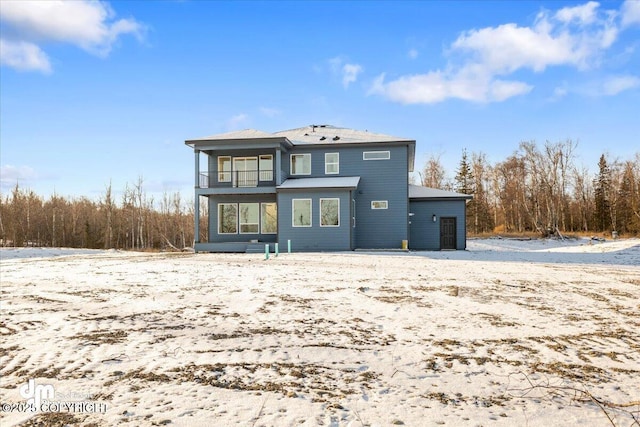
<box><xmin>284</xmin><ymin>145</ymin><xmax>409</xmax><ymax>249</ymax></box>
<box><xmin>207</xmin><ymin>194</ymin><xmax>277</xmax><ymax>243</ymax></box>
<box><xmin>277</xmin><ymin>189</ymin><xmax>353</xmax><ymax>251</ymax></box>
<box><xmin>409</xmin><ymin>200</ymin><xmax>467</xmax><ymax>250</ymax></box>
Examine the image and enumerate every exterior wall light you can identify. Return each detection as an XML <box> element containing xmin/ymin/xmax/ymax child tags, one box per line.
<box><xmin>432</xmin><ymin>214</ymin><xmax>437</xmax><ymax>222</ymax></box>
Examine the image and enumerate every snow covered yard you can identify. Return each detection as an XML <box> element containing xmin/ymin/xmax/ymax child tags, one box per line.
<box><xmin>1</xmin><ymin>239</ymin><xmax>639</xmax><ymax>427</ymax></box>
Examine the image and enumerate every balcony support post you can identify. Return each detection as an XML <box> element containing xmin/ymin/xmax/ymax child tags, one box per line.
<box><xmin>275</xmin><ymin>147</ymin><xmax>282</xmax><ymax>185</ymax></box>
<box><xmin>194</xmin><ymin>149</ymin><xmax>200</xmax><ymax>188</ymax></box>
<box><xmin>194</xmin><ymin>195</ymin><xmax>200</xmax><ymax>245</ymax></box>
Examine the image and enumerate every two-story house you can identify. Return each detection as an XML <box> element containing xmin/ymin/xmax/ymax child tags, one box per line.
<box><xmin>185</xmin><ymin>125</ymin><xmax>471</xmax><ymax>252</ymax></box>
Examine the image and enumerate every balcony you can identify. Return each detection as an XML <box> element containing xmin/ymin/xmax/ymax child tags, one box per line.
<box><xmin>199</xmin><ymin>170</ymin><xmax>274</xmax><ymax>188</ymax></box>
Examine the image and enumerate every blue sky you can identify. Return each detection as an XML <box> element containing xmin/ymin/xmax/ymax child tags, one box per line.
<box><xmin>1</xmin><ymin>0</ymin><xmax>639</xmax><ymax>201</ymax></box>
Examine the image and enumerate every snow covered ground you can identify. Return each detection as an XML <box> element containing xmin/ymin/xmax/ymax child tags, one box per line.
<box><xmin>1</xmin><ymin>238</ymin><xmax>638</xmax><ymax>426</ymax></box>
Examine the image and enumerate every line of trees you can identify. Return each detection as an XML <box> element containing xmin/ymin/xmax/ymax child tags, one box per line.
<box><xmin>421</xmin><ymin>140</ymin><xmax>640</xmax><ymax>237</ymax></box>
<box><xmin>1</xmin><ymin>140</ymin><xmax>638</xmax><ymax>249</ymax></box>
<box><xmin>0</xmin><ymin>178</ymin><xmax>202</xmax><ymax>250</ymax></box>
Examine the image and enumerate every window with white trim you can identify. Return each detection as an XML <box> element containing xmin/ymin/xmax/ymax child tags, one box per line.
<box><xmin>292</xmin><ymin>199</ymin><xmax>312</xmax><ymax>227</ymax></box>
<box><xmin>261</xmin><ymin>203</ymin><xmax>277</xmax><ymax>234</ymax></box>
<box><xmin>218</xmin><ymin>156</ymin><xmax>231</xmax><ymax>182</ymax></box>
<box><xmin>325</xmin><ymin>153</ymin><xmax>339</xmax><ymax>174</ymax></box>
<box><xmin>259</xmin><ymin>155</ymin><xmax>273</xmax><ymax>181</ymax></box>
<box><xmin>291</xmin><ymin>154</ymin><xmax>311</xmax><ymax>175</ymax></box>
<box><xmin>371</xmin><ymin>200</ymin><xmax>388</xmax><ymax>209</ymax></box>
<box><xmin>218</xmin><ymin>203</ymin><xmax>237</xmax><ymax>233</ymax></box>
<box><xmin>239</xmin><ymin>203</ymin><xmax>259</xmax><ymax>233</ymax></box>
<box><xmin>363</xmin><ymin>151</ymin><xmax>390</xmax><ymax>160</ymax></box>
<box><xmin>320</xmin><ymin>198</ymin><xmax>340</xmax><ymax>227</ymax></box>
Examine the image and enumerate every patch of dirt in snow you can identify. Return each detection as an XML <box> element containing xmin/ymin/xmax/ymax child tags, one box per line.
<box><xmin>1</xmin><ymin>240</ymin><xmax>639</xmax><ymax>426</ymax></box>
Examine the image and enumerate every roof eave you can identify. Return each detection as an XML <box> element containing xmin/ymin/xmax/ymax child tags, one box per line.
<box><xmin>185</xmin><ymin>136</ymin><xmax>293</xmax><ymax>150</ymax></box>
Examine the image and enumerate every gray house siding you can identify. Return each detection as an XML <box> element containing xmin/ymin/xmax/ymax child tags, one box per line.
<box><xmin>207</xmin><ymin>194</ymin><xmax>277</xmax><ymax>244</ymax></box>
<box><xmin>277</xmin><ymin>189</ymin><xmax>353</xmax><ymax>251</ymax></box>
<box><xmin>409</xmin><ymin>200</ymin><xmax>467</xmax><ymax>250</ymax></box>
<box><xmin>283</xmin><ymin>145</ymin><xmax>409</xmax><ymax>249</ymax></box>
<box><xmin>353</xmin><ymin>146</ymin><xmax>408</xmax><ymax>249</ymax></box>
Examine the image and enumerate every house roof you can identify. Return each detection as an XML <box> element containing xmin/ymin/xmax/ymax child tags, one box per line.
<box><xmin>186</xmin><ymin>124</ymin><xmax>416</xmax><ymax>172</ymax></box>
<box><xmin>278</xmin><ymin>176</ymin><xmax>360</xmax><ymax>190</ymax></box>
<box><xmin>273</xmin><ymin>125</ymin><xmax>413</xmax><ymax>145</ymax></box>
<box><xmin>189</xmin><ymin>129</ymin><xmax>275</xmax><ymax>141</ymax></box>
<box><xmin>409</xmin><ymin>185</ymin><xmax>473</xmax><ymax>200</ymax></box>
<box><xmin>188</xmin><ymin>125</ymin><xmax>413</xmax><ymax>145</ymax></box>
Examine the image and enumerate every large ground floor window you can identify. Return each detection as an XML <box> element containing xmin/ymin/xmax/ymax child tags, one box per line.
<box><xmin>218</xmin><ymin>203</ymin><xmax>238</xmax><ymax>234</ymax></box>
<box><xmin>218</xmin><ymin>202</ymin><xmax>277</xmax><ymax>235</ymax></box>
<box><xmin>292</xmin><ymin>199</ymin><xmax>312</xmax><ymax>227</ymax></box>
<box><xmin>261</xmin><ymin>203</ymin><xmax>277</xmax><ymax>234</ymax></box>
<box><xmin>320</xmin><ymin>198</ymin><xmax>340</xmax><ymax>226</ymax></box>
<box><xmin>239</xmin><ymin>203</ymin><xmax>259</xmax><ymax>233</ymax></box>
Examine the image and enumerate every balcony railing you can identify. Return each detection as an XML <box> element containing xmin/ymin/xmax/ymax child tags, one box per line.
<box><xmin>199</xmin><ymin>170</ymin><xmax>274</xmax><ymax>188</ymax></box>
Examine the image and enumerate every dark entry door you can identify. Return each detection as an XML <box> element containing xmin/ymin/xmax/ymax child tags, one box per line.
<box><xmin>440</xmin><ymin>217</ymin><xmax>457</xmax><ymax>250</ymax></box>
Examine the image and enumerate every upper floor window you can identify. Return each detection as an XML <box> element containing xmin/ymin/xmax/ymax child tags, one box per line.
<box><xmin>363</xmin><ymin>151</ymin><xmax>390</xmax><ymax>160</ymax></box>
<box><xmin>259</xmin><ymin>155</ymin><xmax>273</xmax><ymax>181</ymax></box>
<box><xmin>218</xmin><ymin>156</ymin><xmax>231</xmax><ymax>182</ymax></box>
<box><xmin>325</xmin><ymin>153</ymin><xmax>339</xmax><ymax>174</ymax></box>
<box><xmin>291</xmin><ymin>153</ymin><xmax>311</xmax><ymax>175</ymax></box>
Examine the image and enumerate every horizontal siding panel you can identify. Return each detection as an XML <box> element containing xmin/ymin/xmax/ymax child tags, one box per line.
<box><xmin>277</xmin><ymin>190</ymin><xmax>353</xmax><ymax>251</ymax></box>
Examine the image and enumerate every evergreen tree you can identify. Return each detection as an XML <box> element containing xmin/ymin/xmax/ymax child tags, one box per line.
<box><xmin>455</xmin><ymin>149</ymin><xmax>478</xmax><ymax>233</ymax></box>
<box><xmin>455</xmin><ymin>149</ymin><xmax>474</xmax><ymax>195</ymax></box>
<box><xmin>593</xmin><ymin>154</ymin><xmax>611</xmax><ymax>232</ymax></box>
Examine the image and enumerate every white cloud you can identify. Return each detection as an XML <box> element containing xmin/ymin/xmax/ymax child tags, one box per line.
<box><xmin>621</xmin><ymin>0</ymin><xmax>640</xmax><ymax>27</ymax></box>
<box><xmin>329</xmin><ymin>56</ymin><xmax>363</xmax><ymax>88</ymax></box>
<box><xmin>225</xmin><ymin>114</ymin><xmax>249</xmax><ymax>130</ymax></box>
<box><xmin>369</xmin><ymin>71</ymin><xmax>532</xmax><ymax>104</ymax></box>
<box><xmin>408</xmin><ymin>48</ymin><xmax>419</xmax><ymax>60</ymax></box>
<box><xmin>259</xmin><ymin>107</ymin><xmax>281</xmax><ymax>118</ymax></box>
<box><xmin>0</xmin><ymin>39</ymin><xmax>51</xmax><ymax>73</ymax></box>
<box><xmin>371</xmin><ymin>1</ymin><xmax>634</xmax><ymax>104</ymax></box>
<box><xmin>342</xmin><ymin>63</ymin><xmax>363</xmax><ymax>88</ymax></box>
<box><xmin>0</xmin><ymin>0</ymin><xmax>144</xmax><ymax>73</ymax></box>
<box><xmin>552</xmin><ymin>84</ymin><xmax>569</xmax><ymax>100</ymax></box>
<box><xmin>555</xmin><ymin>1</ymin><xmax>600</xmax><ymax>25</ymax></box>
<box><xmin>0</xmin><ymin>165</ymin><xmax>38</xmax><ymax>189</ymax></box>
<box><xmin>601</xmin><ymin>75</ymin><xmax>640</xmax><ymax>95</ymax></box>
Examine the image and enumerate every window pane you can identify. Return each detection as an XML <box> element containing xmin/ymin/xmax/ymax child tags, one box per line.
<box><xmin>239</xmin><ymin>203</ymin><xmax>259</xmax><ymax>233</ymax></box>
<box><xmin>259</xmin><ymin>155</ymin><xmax>273</xmax><ymax>181</ymax></box>
<box><xmin>320</xmin><ymin>199</ymin><xmax>339</xmax><ymax>226</ymax></box>
<box><xmin>325</xmin><ymin>153</ymin><xmax>339</xmax><ymax>174</ymax></box>
<box><xmin>363</xmin><ymin>151</ymin><xmax>390</xmax><ymax>160</ymax></box>
<box><xmin>292</xmin><ymin>154</ymin><xmax>311</xmax><ymax>175</ymax></box>
<box><xmin>261</xmin><ymin>203</ymin><xmax>277</xmax><ymax>234</ymax></box>
<box><xmin>234</xmin><ymin>158</ymin><xmax>258</xmax><ymax>187</ymax></box>
<box><xmin>218</xmin><ymin>203</ymin><xmax>237</xmax><ymax>233</ymax></box>
<box><xmin>371</xmin><ymin>200</ymin><xmax>388</xmax><ymax>209</ymax></box>
<box><xmin>218</xmin><ymin>157</ymin><xmax>231</xmax><ymax>182</ymax></box>
<box><xmin>292</xmin><ymin>199</ymin><xmax>311</xmax><ymax>227</ymax></box>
